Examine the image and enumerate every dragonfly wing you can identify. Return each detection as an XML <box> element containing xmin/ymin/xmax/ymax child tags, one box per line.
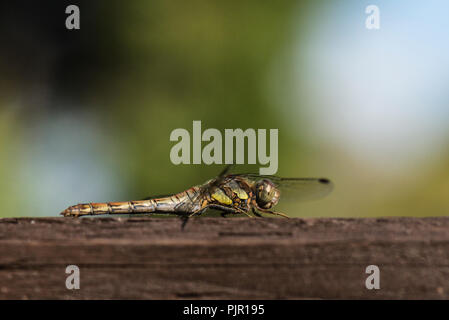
<box><xmin>218</xmin><ymin>164</ymin><xmax>235</xmax><ymax>177</ymax></box>
<box><xmin>233</xmin><ymin>174</ymin><xmax>334</xmax><ymax>202</ymax></box>
<box><xmin>273</xmin><ymin>177</ymin><xmax>333</xmax><ymax>202</ymax></box>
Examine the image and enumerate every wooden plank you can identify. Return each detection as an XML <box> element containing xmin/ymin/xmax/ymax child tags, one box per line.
<box><xmin>0</xmin><ymin>217</ymin><xmax>448</xmax><ymax>299</ymax></box>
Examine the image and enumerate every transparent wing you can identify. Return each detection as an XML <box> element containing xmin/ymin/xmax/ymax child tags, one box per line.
<box><xmin>142</xmin><ymin>182</ymin><xmax>212</xmax><ymax>202</ymax></box>
<box><xmin>231</xmin><ymin>174</ymin><xmax>334</xmax><ymax>202</ymax></box>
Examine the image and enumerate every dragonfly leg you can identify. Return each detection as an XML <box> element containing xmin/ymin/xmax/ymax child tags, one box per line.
<box><xmin>188</xmin><ymin>207</ymin><xmax>207</xmax><ymax>218</ymax></box>
<box><xmin>209</xmin><ymin>204</ymin><xmax>254</xmax><ymax>218</ymax></box>
<box><xmin>252</xmin><ymin>208</ymin><xmax>263</xmax><ymax>217</ymax></box>
<box><xmin>238</xmin><ymin>209</ymin><xmax>254</xmax><ymax>218</ymax></box>
<box><xmin>262</xmin><ymin>210</ymin><xmax>290</xmax><ymax>219</ymax></box>
<box><xmin>187</xmin><ymin>199</ymin><xmax>210</xmax><ymax>218</ymax></box>
<box><xmin>220</xmin><ymin>212</ymin><xmax>231</xmax><ymax>218</ymax></box>
<box><xmin>180</xmin><ymin>215</ymin><xmax>189</xmax><ymax>230</ymax></box>
<box><xmin>251</xmin><ymin>199</ymin><xmax>289</xmax><ymax>219</ymax></box>
<box><xmin>257</xmin><ymin>208</ymin><xmax>290</xmax><ymax>219</ymax></box>
<box><xmin>219</xmin><ymin>210</ymin><xmax>247</xmax><ymax>218</ymax></box>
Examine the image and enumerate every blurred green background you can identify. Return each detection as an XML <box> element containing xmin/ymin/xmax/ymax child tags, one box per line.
<box><xmin>0</xmin><ymin>0</ymin><xmax>448</xmax><ymax>218</ymax></box>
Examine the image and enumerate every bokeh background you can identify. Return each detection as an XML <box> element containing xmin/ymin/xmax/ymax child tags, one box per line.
<box><xmin>0</xmin><ymin>0</ymin><xmax>448</xmax><ymax>218</ymax></box>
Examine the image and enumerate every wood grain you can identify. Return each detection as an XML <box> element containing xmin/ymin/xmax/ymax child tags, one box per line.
<box><xmin>1</xmin><ymin>217</ymin><xmax>448</xmax><ymax>299</ymax></box>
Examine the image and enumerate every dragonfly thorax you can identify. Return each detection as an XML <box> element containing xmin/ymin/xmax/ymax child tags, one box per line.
<box><xmin>255</xmin><ymin>179</ymin><xmax>280</xmax><ymax>209</ymax></box>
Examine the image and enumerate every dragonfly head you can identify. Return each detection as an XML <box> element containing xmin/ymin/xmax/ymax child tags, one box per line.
<box><xmin>255</xmin><ymin>179</ymin><xmax>280</xmax><ymax>209</ymax></box>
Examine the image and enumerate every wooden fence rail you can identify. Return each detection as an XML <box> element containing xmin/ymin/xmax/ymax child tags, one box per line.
<box><xmin>1</xmin><ymin>217</ymin><xmax>449</xmax><ymax>299</ymax></box>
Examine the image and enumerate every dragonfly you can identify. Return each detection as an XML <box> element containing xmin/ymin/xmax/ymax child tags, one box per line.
<box><xmin>60</xmin><ymin>166</ymin><xmax>333</xmax><ymax>218</ymax></box>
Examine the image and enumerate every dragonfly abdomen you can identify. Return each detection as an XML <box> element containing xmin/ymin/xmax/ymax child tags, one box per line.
<box><xmin>62</xmin><ymin>197</ymin><xmax>174</xmax><ymax>217</ymax></box>
<box><xmin>61</xmin><ymin>200</ymin><xmax>154</xmax><ymax>217</ymax></box>
<box><xmin>60</xmin><ymin>187</ymin><xmax>201</xmax><ymax>217</ymax></box>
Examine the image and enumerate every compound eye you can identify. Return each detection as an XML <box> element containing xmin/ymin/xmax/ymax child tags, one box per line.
<box><xmin>256</xmin><ymin>180</ymin><xmax>275</xmax><ymax>209</ymax></box>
